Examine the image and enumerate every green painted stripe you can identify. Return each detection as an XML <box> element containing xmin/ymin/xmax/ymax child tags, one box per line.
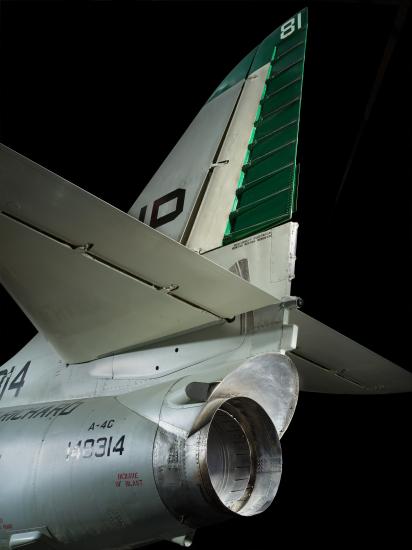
<box><xmin>208</xmin><ymin>8</ymin><xmax>308</xmax><ymax>103</ymax></box>
<box><xmin>223</xmin><ymin>45</ymin><xmax>276</xmax><ymax>238</ymax></box>
<box><xmin>223</xmin><ymin>8</ymin><xmax>308</xmax><ymax>246</ymax></box>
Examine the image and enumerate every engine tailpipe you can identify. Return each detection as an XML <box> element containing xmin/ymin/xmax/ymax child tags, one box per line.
<box><xmin>154</xmin><ymin>396</ymin><xmax>281</xmax><ymax>528</ymax></box>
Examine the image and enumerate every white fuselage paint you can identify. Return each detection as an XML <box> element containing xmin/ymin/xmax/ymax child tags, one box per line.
<box><xmin>0</xmin><ymin>304</ymin><xmax>292</xmax><ymax>409</ymax></box>
<box><xmin>205</xmin><ymin>223</ymin><xmax>298</xmax><ymax>301</ymax></box>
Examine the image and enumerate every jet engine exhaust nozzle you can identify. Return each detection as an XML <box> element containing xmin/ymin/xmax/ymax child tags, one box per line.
<box><xmin>154</xmin><ymin>396</ymin><xmax>282</xmax><ymax>528</ymax></box>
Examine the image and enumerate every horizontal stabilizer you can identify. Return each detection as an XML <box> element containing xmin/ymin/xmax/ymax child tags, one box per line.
<box><xmin>0</xmin><ymin>144</ymin><xmax>277</xmax><ymax>364</ymax></box>
<box><xmin>289</xmin><ymin>310</ymin><xmax>412</xmax><ymax>394</ymax></box>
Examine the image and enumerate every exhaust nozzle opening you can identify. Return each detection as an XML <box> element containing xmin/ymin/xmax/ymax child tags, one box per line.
<box><xmin>203</xmin><ymin>397</ymin><xmax>282</xmax><ymax>517</ymax></box>
<box><xmin>154</xmin><ymin>397</ymin><xmax>281</xmax><ymax>528</ymax></box>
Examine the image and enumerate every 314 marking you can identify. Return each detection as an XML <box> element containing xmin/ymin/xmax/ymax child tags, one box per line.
<box><xmin>0</xmin><ymin>361</ymin><xmax>31</xmax><ymax>401</ymax></box>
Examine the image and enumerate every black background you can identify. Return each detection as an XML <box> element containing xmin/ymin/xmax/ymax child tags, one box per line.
<box><xmin>0</xmin><ymin>1</ymin><xmax>411</xmax><ymax>548</ymax></box>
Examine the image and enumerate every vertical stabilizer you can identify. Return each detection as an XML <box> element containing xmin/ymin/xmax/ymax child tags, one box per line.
<box><xmin>128</xmin><ymin>10</ymin><xmax>307</xmax><ymax>254</ymax></box>
<box><xmin>127</xmin><ymin>51</ymin><xmax>256</xmax><ymax>242</ymax></box>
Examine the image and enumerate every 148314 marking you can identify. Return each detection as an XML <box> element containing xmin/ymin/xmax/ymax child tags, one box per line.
<box><xmin>66</xmin><ymin>435</ymin><xmax>126</xmax><ymax>461</ymax></box>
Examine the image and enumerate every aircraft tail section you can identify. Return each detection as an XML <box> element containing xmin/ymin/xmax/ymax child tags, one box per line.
<box><xmin>189</xmin><ymin>11</ymin><xmax>307</xmax><ymax>252</ymax></box>
<box><xmin>128</xmin><ymin>10</ymin><xmax>307</xmax><ymax>254</ymax></box>
<box><xmin>0</xmin><ymin>144</ymin><xmax>277</xmax><ymax>364</ymax></box>
<box><xmin>205</xmin><ymin>222</ymin><xmax>298</xmax><ymax>301</ymax></box>
<box><xmin>127</xmin><ymin>55</ymin><xmax>253</xmax><ymax>243</ymax></box>
<box><xmin>204</xmin><ymin>223</ymin><xmax>412</xmax><ymax>395</ymax></box>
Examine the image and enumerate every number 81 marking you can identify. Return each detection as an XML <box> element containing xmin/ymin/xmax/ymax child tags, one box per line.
<box><xmin>280</xmin><ymin>12</ymin><xmax>302</xmax><ymax>40</ymax></box>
